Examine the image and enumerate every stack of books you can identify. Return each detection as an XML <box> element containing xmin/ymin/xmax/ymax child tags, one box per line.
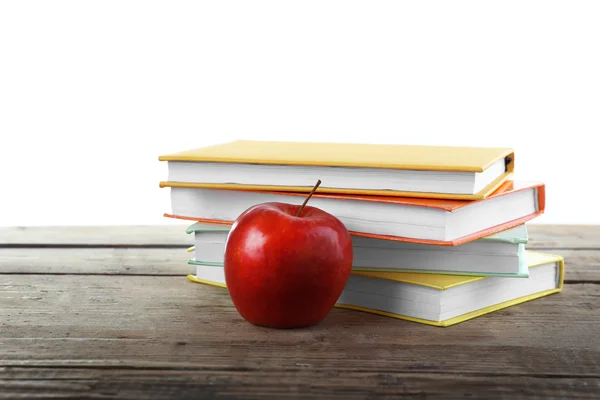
<box><xmin>158</xmin><ymin>140</ymin><xmax>564</xmax><ymax>327</ymax></box>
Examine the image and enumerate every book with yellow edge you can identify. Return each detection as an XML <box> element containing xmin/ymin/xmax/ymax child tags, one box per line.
<box><xmin>159</xmin><ymin>140</ymin><xmax>514</xmax><ymax>200</ymax></box>
<box><xmin>186</xmin><ymin>251</ymin><xmax>564</xmax><ymax>327</ymax></box>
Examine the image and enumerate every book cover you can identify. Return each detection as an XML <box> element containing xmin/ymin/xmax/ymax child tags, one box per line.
<box><xmin>187</xmin><ymin>250</ymin><xmax>529</xmax><ymax>278</ymax></box>
<box><xmin>159</xmin><ymin>140</ymin><xmax>514</xmax><ymax>200</ymax></box>
<box><xmin>186</xmin><ymin>251</ymin><xmax>564</xmax><ymax>327</ymax></box>
<box><xmin>166</xmin><ymin>180</ymin><xmax>545</xmax><ymax>246</ymax></box>
<box><xmin>186</xmin><ymin>222</ymin><xmax>529</xmax><ymax>277</ymax></box>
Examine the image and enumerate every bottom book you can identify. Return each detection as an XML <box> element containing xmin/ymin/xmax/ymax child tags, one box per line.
<box><xmin>186</xmin><ymin>250</ymin><xmax>564</xmax><ymax>327</ymax></box>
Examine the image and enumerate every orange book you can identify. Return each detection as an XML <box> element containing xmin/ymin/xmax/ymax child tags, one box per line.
<box><xmin>164</xmin><ymin>180</ymin><xmax>545</xmax><ymax>246</ymax></box>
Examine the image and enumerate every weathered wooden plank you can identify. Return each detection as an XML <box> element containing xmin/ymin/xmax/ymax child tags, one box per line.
<box><xmin>0</xmin><ymin>225</ymin><xmax>191</xmax><ymax>247</ymax></box>
<box><xmin>527</xmin><ymin>224</ymin><xmax>600</xmax><ymax>249</ymax></box>
<box><xmin>2</xmin><ymin>224</ymin><xmax>600</xmax><ymax>249</ymax></box>
<box><xmin>0</xmin><ymin>248</ymin><xmax>597</xmax><ymax>282</ymax></box>
<box><xmin>0</xmin><ymin>248</ymin><xmax>192</xmax><ymax>276</ymax></box>
<box><xmin>560</xmin><ymin>249</ymin><xmax>600</xmax><ymax>282</ymax></box>
<box><xmin>0</xmin><ymin>369</ymin><xmax>598</xmax><ymax>399</ymax></box>
<box><xmin>1</xmin><ymin>275</ymin><xmax>598</xmax><ymax>377</ymax></box>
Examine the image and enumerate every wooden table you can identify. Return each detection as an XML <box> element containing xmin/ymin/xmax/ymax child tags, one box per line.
<box><xmin>1</xmin><ymin>225</ymin><xmax>598</xmax><ymax>399</ymax></box>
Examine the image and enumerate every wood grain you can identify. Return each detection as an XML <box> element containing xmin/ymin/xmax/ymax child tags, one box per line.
<box><xmin>1</xmin><ymin>275</ymin><xmax>598</xmax><ymax>377</ymax></box>
<box><xmin>0</xmin><ymin>225</ymin><xmax>191</xmax><ymax>247</ymax></box>
<box><xmin>0</xmin><ymin>247</ymin><xmax>597</xmax><ymax>282</ymax></box>
<box><xmin>2</xmin><ymin>224</ymin><xmax>600</xmax><ymax>249</ymax></box>
<box><xmin>1</xmin><ymin>224</ymin><xmax>598</xmax><ymax>398</ymax></box>
<box><xmin>1</xmin><ymin>369</ymin><xmax>598</xmax><ymax>399</ymax></box>
<box><xmin>0</xmin><ymin>247</ymin><xmax>192</xmax><ymax>276</ymax></box>
<box><xmin>527</xmin><ymin>224</ymin><xmax>600</xmax><ymax>249</ymax></box>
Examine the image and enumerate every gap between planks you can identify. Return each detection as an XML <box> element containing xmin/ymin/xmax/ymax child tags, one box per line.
<box><xmin>0</xmin><ymin>365</ymin><xmax>598</xmax><ymax>379</ymax></box>
<box><xmin>2</xmin><ymin>224</ymin><xmax>600</xmax><ymax>249</ymax></box>
<box><xmin>0</xmin><ymin>274</ymin><xmax>598</xmax><ymax>285</ymax></box>
<box><xmin>1</xmin><ymin>247</ymin><xmax>597</xmax><ymax>283</ymax></box>
<box><xmin>2</xmin><ymin>244</ymin><xmax>597</xmax><ymax>251</ymax></box>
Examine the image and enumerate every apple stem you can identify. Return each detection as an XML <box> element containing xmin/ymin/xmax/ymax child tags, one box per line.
<box><xmin>296</xmin><ymin>179</ymin><xmax>322</xmax><ymax>217</ymax></box>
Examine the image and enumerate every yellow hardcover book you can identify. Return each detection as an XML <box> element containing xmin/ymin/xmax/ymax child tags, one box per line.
<box><xmin>187</xmin><ymin>251</ymin><xmax>564</xmax><ymax>327</ymax></box>
<box><xmin>338</xmin><ymin>251</ymin><xmax>564</xmax><ymax>326</ymax></box>
<box><xmin>160</xmin><ymin>140</ymin><xmax>514</xmax><ymax>200</ymax></box>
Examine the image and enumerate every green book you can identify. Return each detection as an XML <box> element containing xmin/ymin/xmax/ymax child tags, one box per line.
<box><xmin>186</xmin><ymin>222</ymin><xmax>529</xmax><ymax>277</ymax></box>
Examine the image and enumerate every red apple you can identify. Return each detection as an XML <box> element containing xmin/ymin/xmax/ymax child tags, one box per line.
<box><xmin>223</xmin><ymin>201</ymin><xmax>353</xmax><ymax>328</ymax></box>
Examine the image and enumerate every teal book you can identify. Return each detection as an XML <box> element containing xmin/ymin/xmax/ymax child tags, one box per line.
<box><xmin>185</xmin><ymin>222</ymin><xmax>529</xmax><ymax>278</ymax></box>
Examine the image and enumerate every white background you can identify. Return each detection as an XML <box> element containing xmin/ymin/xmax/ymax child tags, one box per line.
<box><xmin>1</xmin><ymin>1</ymin><xmax>598</xmax><ymax>227</ymax></box>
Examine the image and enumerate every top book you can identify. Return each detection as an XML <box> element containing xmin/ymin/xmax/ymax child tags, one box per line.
<box><xmin>159</xmin><ymin>140</ymin><xmax>514</xmax><ymax>200</ymax></box>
